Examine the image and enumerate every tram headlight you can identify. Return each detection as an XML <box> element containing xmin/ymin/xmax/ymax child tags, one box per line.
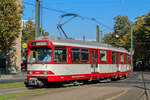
<box><xmin>44</xmin><ymin>71</ymin><xmax>48</xmax><ymax>75</ymax></box>
<box><xmin>29</xmin><ymin>71</ymin><xmax>32</xmax><ymax>75</ymax></box>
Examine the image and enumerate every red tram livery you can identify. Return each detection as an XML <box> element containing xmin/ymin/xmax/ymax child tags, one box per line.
<box><xmin>24</xmin><ymin>37</ymin><xmax>131</xmax><ymax>87</ymax></box>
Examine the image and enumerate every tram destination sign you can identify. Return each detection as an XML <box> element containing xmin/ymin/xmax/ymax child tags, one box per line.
<box><xmin>31</xmin><ymin>41</ymin><xmax>47</xmax><ymax>46</ymax></box>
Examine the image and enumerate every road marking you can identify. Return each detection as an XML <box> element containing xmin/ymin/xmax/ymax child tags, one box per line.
<box><xmin>105</xmin><ymin>89</ymin><xmax>129</xmax><ymax>100</ymax></box>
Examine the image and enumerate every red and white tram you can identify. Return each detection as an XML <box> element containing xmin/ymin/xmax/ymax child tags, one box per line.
<box><xmin>24</xmin><ymin>37</ymin><xmax>131</xmax><ymax>87</ymax></box>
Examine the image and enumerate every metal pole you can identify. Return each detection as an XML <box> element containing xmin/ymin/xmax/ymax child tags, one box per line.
<box><xmin>41</xmin><ymin>0</ymin><xmax>43</xmax><ymax>36</ymax></box>
<box><xmin>83</xmin><ymin>35</ymin><xmax>85</xmax><ymax>41</ymax></box>
<box><xmin>99</xmin><ymin>30</ymin><xmax>102</xmax><ymax>43</ymax></box>
<box><xmin>141</xmin><ymin>71</ymin><xmax>149</xmax><ymax>100</ymax></box>
<box><xmin>131</xmin><ymin>25</ymin><xmax>133</xmax><ymax>71</ymax></box>
<box><xmin>96</xmin><ymin>25</ymin><xmax>100</xmax><ymax>42</ymax></box>
<box><xmin>35</xmin><ymin>0</ymin><xmax>40</xmax><ymax>40</ymax></box>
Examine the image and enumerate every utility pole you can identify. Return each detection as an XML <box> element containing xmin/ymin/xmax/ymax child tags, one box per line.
<box><xmin>35</xmin><ymin>0</ymin><xmax>41</xmax><ymax>40</ymax></box>
<box><xmin>96</xmin><ymin>25</ymin><xmax>100</xmax><ymax>42</ymax></box>
<box><xmin>83</xmin><ymin>35</ymin><xmax>85</xmax><ymax>41</ymax></box>
<box><xmin>41</xmin><ymin>0</ymin><xmax>43</xmax><ymax>36</ymax></box>
<box><xmin>96</xmin><ymin>25</ymin><xmax>102</xmax><ymax>43</ymax></box>
<box><xmin>131</xmin><ymin>24</ymin><xmax>133</xmax><ymax>71</ymax></box>
<box><xmin>99</xmin><ymin>30</ymin><xmax>102</xmax><ymax>43</ymax></box>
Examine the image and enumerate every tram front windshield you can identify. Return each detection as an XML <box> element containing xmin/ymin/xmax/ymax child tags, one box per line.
<box><xmin>28</xmin><ymin>47</ymin><xmax>52</xmax><ymax>63</ymax></box>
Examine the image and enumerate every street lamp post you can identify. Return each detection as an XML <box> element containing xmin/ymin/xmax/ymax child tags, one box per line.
<box><xmin>131</xmin><ymin>24</ymin><xmax>133</xmax><ymax>72</ymax></box>
<box><xmin>131</xmin><ymin>24</ymin><xmax>149</xmax><ymax>100</ymax></box>
<box><xmin>35</xmin><ymin>0</ymin><xmax>41</xmax><ymax>40</ymax></box>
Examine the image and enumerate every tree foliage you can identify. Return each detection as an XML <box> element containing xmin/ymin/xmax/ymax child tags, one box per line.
<box><xmin>0</xmin><ymin>0</ymin><xmax>22</xmax><ymax>73</ymax></box>
<box><xmin>22</xmin><ymin>19</ymin><xmax>49</xmax><ymax>43</ymax></box>
<box><xmin>0</xmin><ymin>0</ymin><xmax>22</xmax><ymax>54</ymax></box>
<box><xmin>103</xmin><ymin>13</ymin><xmax>150</xmax><ymax>63</ymax></box>
<box><xmin>134</xmin><ymin>13</ymin><xmax>150</xmax><ymax>61</ymax></box>
<box><xmin>103</xmin><ymin>16</ymin><xmax>131</xmax><ymax>48</ymax></box>
<box><xmin>22</xmin><ymin>20</ymin><xmax>35</xmax><ymax>43</ymax></box>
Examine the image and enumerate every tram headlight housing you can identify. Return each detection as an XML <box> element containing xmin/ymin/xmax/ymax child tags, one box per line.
<box><xmin>44</xmin><ymin>71</ymin><xmax>48</xmax><ymax>75</ymax></box>
<box><xmin>29</xmin><ymin>71</ymin><xmax>32</xmax><ymax>75</ymax></box>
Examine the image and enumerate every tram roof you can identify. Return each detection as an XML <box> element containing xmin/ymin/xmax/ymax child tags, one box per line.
<box><xmin>37</xmin><ymin>36</ymin><xmax>130</xmax><ymax>54</ymax></box>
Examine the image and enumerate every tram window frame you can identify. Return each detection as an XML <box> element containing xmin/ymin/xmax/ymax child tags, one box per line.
<box><xmin>121</xmin><ymin>53</ymin><xmax>124</xmax><ymax>64</ymax></box>
<box><xmin>112</xmin><ymin>52</ymin><xmax>116</xmax><ymax>64</ymax></box>
<box><xmin>100</xmin><ymin>50</ymin><xmax>107</xmax><ymax>63</ymax></box>
<box><xmin>128</xmin><ymin>55</ymin><xmax>131</xmax><ymax>64</ymax></box>
<box><xmin>54</xmin><ymin>46</ymin><xmax>68</xmax><ymax>63</ymax></box>
<box><xmin>71</xmin><ymin>48</ymin><xmax>81</xmax><ymax>63</ymax></box>
<box><xmin>126</xmin><ymin>54</ymin><xmax>128</xmax><ymax>64</ymax></box>
<box><xmin>81</xmin><ymin>49</ymin><xmax>89</xmax><ymax>63</ymax></box>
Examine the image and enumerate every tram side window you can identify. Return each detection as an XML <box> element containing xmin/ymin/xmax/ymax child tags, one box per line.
<box><xmin>54</xmin><ymin>46</ymin><xmax>67</xmax><ymax>63</ymax></box>
<box><xmin>100</xmin><ymin>50</ymin><xmax>107</xmax><ymax>62</ymax></box>
<box><xmin>121</xmin><ymin>53</ymin><xmax>124</xmax><ymax>64</ymax></box>
<box><xmin>112</xmin><ymin>52</ymin><xmax>116</xmax><ymax>64</ymax></box>
<box><xmin>81</xmin><ymin>49</ymin><xmax>89</xmax><ymax>63</ymax></box>
<box><xmin>71</xmin><ymin>48</ymin><xmax>80</xmax><ymax>63</ymax></box>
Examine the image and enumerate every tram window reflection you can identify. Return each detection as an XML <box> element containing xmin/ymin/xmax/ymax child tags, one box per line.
<box><xmin>81</xmin><ymin>49</ymin><xmax>89</xmax><ymax>63</ymax></box>
<box><xmin>54</xmin><ymin>46</ymin><xmax>68</xmax><ymax>63</ymax></box>
<box><xmin>71</xmin><ymin>48</ymin><xmax>80</xmax><ymax>63</ymax></box>
<box><xmin>100</xmin><ymin>50</ymin><xmax>107</xmax><ymax>62</ymax></box>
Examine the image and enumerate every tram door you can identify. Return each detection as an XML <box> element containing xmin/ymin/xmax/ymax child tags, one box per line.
<box><xmin>91</xmin><ymin>50</ymin><xmax>98</xmax><ymax>73</ymax></box>
<box><xmin>116</xmin><ymin>53</ymin><xmax>119</xmax><ymax>71</ymax></box>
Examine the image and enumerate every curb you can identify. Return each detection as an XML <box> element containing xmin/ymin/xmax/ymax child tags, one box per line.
<box><xmin>0</xmin><ymin>72</ymin><xmax>26</xmax><ymax>80</ymax></box>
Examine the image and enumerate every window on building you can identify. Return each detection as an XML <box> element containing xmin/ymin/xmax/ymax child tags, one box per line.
<box><xmin>81</xmin><ymin>49</ymin><xmax>89</xmax><ymax>63</ymax></box>
<box><xmin>54</xmin><ymin>46</ymin><xmax>67</xmax><ymax>63</ymax></box>
<box><xmin>121</xmin><ymin>53</ymin><xmax>124</xmax><ymax>64</ymax></box>
<box><xmin>112</xmin><ymin>52</ymin><xmax>116</xmax><ymax>64</ymax></box>
<box><xmin>71</xmin><ymin>48</ymin><xmax>80</xmax><ymax>63</ymax></box>
<box><xmin>100</xmin><ymin>50</ymin><xmax>107</xmax><ymax>62</ymax></box>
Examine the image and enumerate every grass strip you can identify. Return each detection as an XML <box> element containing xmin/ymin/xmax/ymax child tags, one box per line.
<box><xmin>0</xmin><ymin>89</ymin><xmax>47</xmax><ymax>100</ymax></box>
<box><xmin>0</xmin><ymin>82</ymin><xmax>24</xmax><ymax>89</ymax></box>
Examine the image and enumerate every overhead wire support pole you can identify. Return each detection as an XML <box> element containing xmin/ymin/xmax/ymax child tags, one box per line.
<box><xmin>96</xmin><ymin>25</ymin><xmax>100</xmax><ymax>42</ymax></box>
<box><xmin>99</xmin><ymin>31</ymin><xmax>102</xmax><ymax>43</ymax></box>
<box><xmin>131</xmin><ymin>24</ymin><xmax>133</xmax><ymax>72</ymax></box>
<box><xmin>35</xmin><ymin>0</ymin><xmax>41</xmax><ymax>40</ymax></box>
<box><xmin>41</xmin><ymin>0</ymin><xmax>43</xmax><ymax>36</ymax></box>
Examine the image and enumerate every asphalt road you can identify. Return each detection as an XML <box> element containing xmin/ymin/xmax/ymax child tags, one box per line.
<box><xmin>22</xmin><ymin>72</ymin><xmax>150</xmax><ymax>100</ymax></box>
<box><xmin>0</xmin><ymin>72</ymin><xmax>150</xmax><ymax>100</ymax></box>
<box><xmin>98</xmin><ymin>72</ymin><xmax>150</xmax><ymax>100</ymax></box>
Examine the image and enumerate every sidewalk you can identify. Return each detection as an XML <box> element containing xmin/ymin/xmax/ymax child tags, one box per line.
<box><xmin>0</xmin><ymin>72</ymin><xmax>26</xmax><ymax>83</ymax></box>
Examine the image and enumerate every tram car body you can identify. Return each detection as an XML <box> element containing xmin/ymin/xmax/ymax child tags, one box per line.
<box><xmin>25</xmin><ymin>37</ymin><xmax>131</xmax><ymax>87</ymax></box>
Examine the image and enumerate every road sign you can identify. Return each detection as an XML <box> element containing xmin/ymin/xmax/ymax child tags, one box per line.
<box><xmin>22</xmin><ymin>42</ymin><xmax>28</xmax><ymax>49</ymax></box>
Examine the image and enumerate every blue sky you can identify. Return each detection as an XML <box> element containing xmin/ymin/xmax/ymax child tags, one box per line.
<box><xmin>23</xmin><ymin>0</ymin><xmax>150</xmax><ymax>40</ymax></box>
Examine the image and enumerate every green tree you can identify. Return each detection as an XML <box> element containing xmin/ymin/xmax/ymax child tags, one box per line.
<box><xmin>104</xmin><ymin>14</ymin><xmax>150</xmax><ymax>67</ymax></box>
<box><xmin>113</xmin><ymin>16</ymin><xmax>131</xmax><ymax>47</ymax></box>
<box><xmin>21</xmin><ymin>19</ymin><xmax>49</xmax><ymax>62</ymax></box>
<box><xmin>103</xmin><ymin>16</ymin><xmax>131</xmax><ymax>48</ymax></box>
<box><xmin>103</xmin><ymin>32</ymin><xmax>114</xmax><ymax>45</ymax></box>
<box><xmin>134</xmin><ymin>13</ymin><xmax>150</xmax><ymax>62</ymax></box>
<box><xmin>0</xmin><ymin>0</ymin><xmax>22</xmax><ymax>73</ymax></box>
<box><xmin>114</xmin><ymin>16</ymin><xmax>131</xmax><ymax>35</ymax></box>
<box><xmin>22</xmin><ymin>20</ymin><xmax>35</xmax><ymax>43</ymax></box>
<box><xmin>22</xmin><ymin>19</ymin><xmax>49</xmax><ymax>43</ymax></box>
